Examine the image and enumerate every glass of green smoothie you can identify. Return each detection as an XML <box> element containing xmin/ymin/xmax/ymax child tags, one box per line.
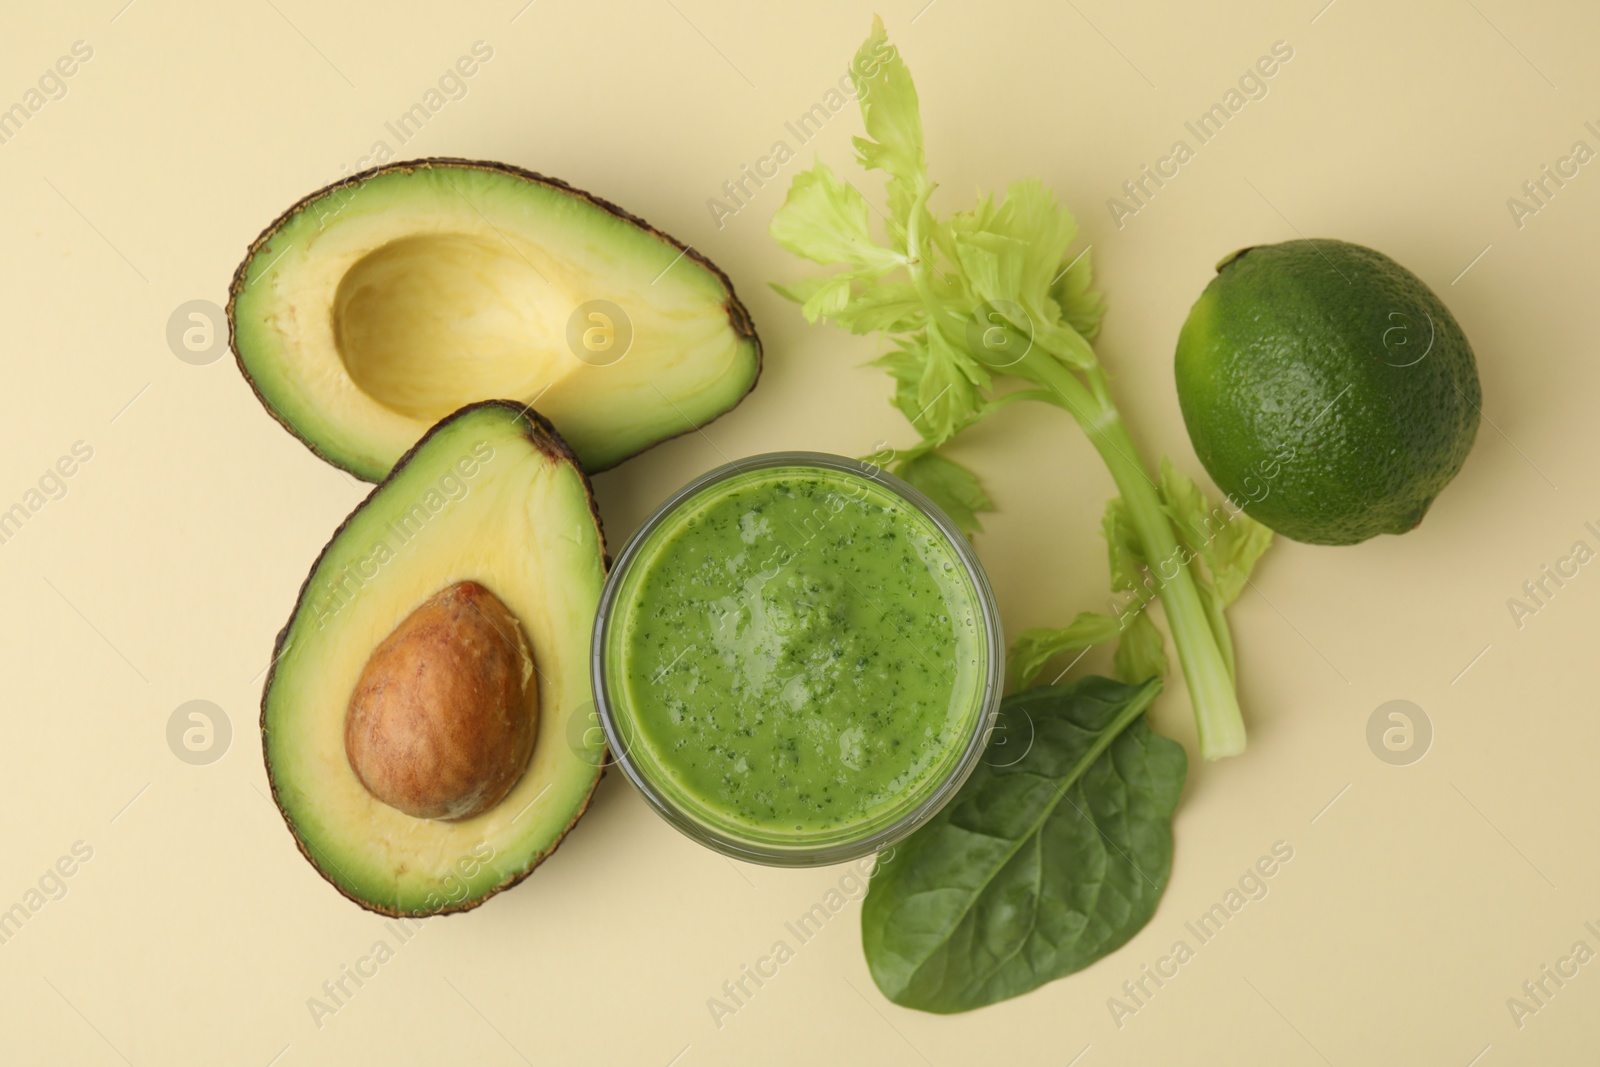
<box><xmin>592</xmin><ymin>452</ymin><xmax>1003</xmax><ymax>866</ymax></box>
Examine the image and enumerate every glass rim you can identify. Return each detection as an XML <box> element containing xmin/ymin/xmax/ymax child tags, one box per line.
<box><xmin>589</xmin><ymin>450</ymin><xmax>1004</xmax><ymax>868</ymax></box>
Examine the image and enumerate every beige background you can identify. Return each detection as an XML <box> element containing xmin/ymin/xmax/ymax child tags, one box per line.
<box><xmin>1</xmin><ymin>0</ymin><xmax>1595</xmax><ymax>1062</ymax></box>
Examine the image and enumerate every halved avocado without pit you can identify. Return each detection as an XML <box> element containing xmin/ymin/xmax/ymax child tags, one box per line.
<box><xmin>262</xmin><ymin>401</ymin><xmax>607</xmax><ymax>916</ymax></box>
<box><xmin>229</xmin><ymin>158</ymin><xmax>761</xmax><ymax>481</ymax></box>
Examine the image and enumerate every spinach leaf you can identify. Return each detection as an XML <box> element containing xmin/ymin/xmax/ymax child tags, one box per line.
<box><xmin>861</xmin><ymin>675</ymin><xmax>1185</xmax><ymax>1013</ymax></box>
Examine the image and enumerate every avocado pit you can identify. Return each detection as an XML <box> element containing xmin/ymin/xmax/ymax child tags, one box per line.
<box><xmin>345</xmin><ymin>580</ymin><xmax>538</xmax><ymax>821</ymax></box>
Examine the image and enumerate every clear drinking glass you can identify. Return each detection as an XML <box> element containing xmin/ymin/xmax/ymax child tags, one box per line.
<box><xmin>590</xmin><ymin>452</ymin><xmax>1004</xmax><ymax>867</ymax></box>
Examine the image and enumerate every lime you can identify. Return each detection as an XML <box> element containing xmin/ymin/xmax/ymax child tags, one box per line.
<box><xmin>1174</xmin><ymin>239</ymin><xmax>1481</xmax><ymax>546</ymax></box>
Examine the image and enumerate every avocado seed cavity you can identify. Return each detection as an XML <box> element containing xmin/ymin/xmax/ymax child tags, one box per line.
<box><xmin>345</xmin><ymin>581</ymin><xmax>538</xmax><ymax>820</ymax></box>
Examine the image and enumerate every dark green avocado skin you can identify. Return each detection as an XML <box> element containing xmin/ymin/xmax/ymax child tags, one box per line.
<box><xmin>228</xmin><ymin>157</ymin><xmax>763</xmax><ymax>482</ymax></box>
<box><xmin>261</xmin><ymin>400</ymin><xmax>608</xmax><ymax>918</ymax></box>
<box><xmin>1175</xmin><ymin>239</ymin><xmax>1481</xmax><ymax>546</ymax></box>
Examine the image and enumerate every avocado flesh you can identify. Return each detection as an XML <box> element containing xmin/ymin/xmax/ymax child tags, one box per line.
<box><xmin>230</xmin><ymin>159</ymin><xmax>761</xmax><ymax>481</ymax></box>
<box><xmin>262</xmin><ymin>401</ymin><xmax>607</xmax><ymax>916</ymax></box>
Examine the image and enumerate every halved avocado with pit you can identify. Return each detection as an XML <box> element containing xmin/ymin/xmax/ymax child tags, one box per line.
<box><xmin>229</xmin><ymin>158</ymin><xmax>761</xmax><ymax>481</ymax></box>
<box><xmin>262</xmin><ymin>401</ymin><xmax>607</xmax><ymax>916</ymax></box>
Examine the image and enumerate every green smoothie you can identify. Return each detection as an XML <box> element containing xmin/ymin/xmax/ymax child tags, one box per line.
<box><xmin>605</xmin><ymin>461</ymin><xmax>989</xmax><ymax>846</ymax></box>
